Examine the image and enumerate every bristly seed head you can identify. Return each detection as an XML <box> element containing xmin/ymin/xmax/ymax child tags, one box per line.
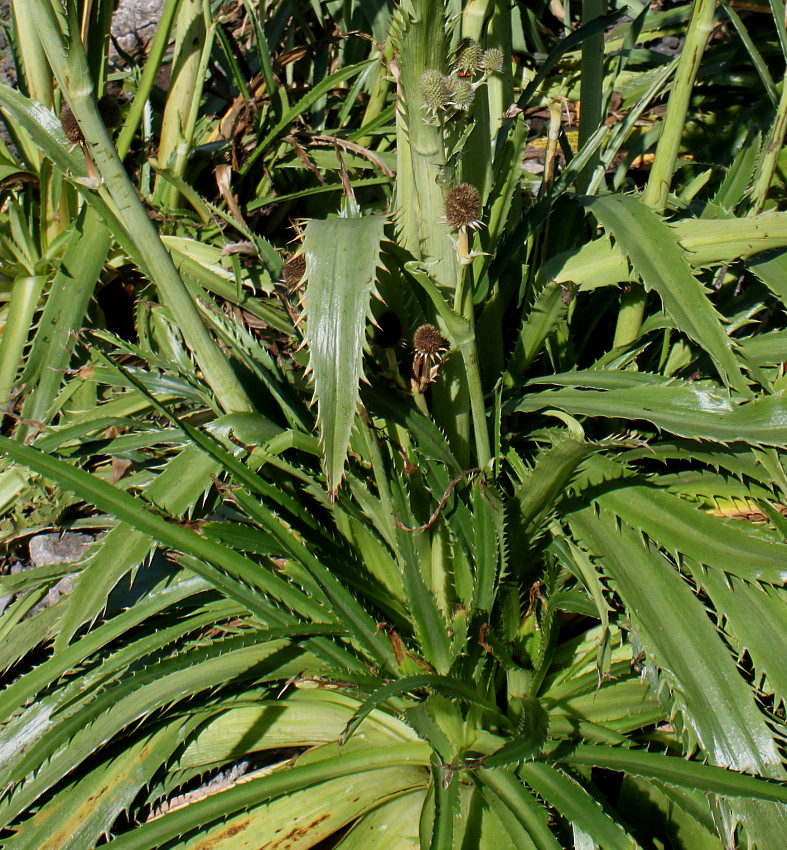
<box><xmin>97</xmin><ymin>94</ymin><xmax>123</xmax><ymax>129</ymax></box>
<box><xmin>448</xmin><ymin>77</ymin><xmax>475</xmax><ymax>110</ymax></box>
<box><xmin>372</xmin><ymin>310</ymin><xmax>403</xmax><ymax>348</ymax></box>
<box><xmin>456</xmin><ymin>39</ymin><xmax>483</xmax><ymax>75</ymax></box>
<box><xmin>482</xmin><ymin>48</ymin><xmax>504</xmax><ymax>74</ymax></box>
<box><xmin>60</xmin><ymin>104</ymin><xmax>83</xmax><ymax>143</ymax></box>
<box><xmin>419</xmin><ymin>69</ymin><xmax>452</xmax><ymax>116</ymax></box>
<box><xmin>413</xmin><ymin>324</ymin><xmax>448</xmax><ymax>355</ymax></box>
<box><xmin>281</xmin><ymin>253</ymin><xmax>306</xmax><ymax>289</ymax></box>
<box><xmin>444</xmin><ymin>183</ymin><xmax>482</xmax><ymax>230</ymax></box>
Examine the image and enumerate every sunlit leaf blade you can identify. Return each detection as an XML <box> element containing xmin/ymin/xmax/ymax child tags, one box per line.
<box><xmin>589</xmin><ymin>479</ymin><xmax>787</xmax><ymax>584</ymax></box>
<box><xmin>512</xmin><ymin>437</ymin><xmax>593</xmax><ymax>545</ymax></box>
<box><xmin>0</xmin><ymin>435</ymin><xmax>320</xmax><ymax>625</ymax></box>
<box><xmin>0</xmin><ymin>635</ymin><xmax>308</xmax><ymax>827</ymax></box>
<box><xmin>161</xmin><ymin>766</ymin><xmax>427</xmax><ymax>850</ymax></box>
<box><xmin>505</xmin><ymin>282</ymin><xmax>569</xmax><ymax>385</ymax></box>
<box><xmin>476</xmin><ymin>768</ymin><xmax>562</xmax><ymax>849</ymax></box>
<box><xmin>688</xmin><ymin>566</ymin><xmax>787</xmax><ymax>710</ymax></box>
<box><xmin>568</xmin><ymin>509</ymin><xmax>785</xmax><ymax>781</ymax></box>
<box><xmin>340</xmin><ymin>675</ymin><xmax>499</xmax><ymax>745</ymax></box>
<box><xmin>1</xmin><ymin>725</ymin><xmax>189</xmax><ymax>850</ymax></box>
<box><xmin>55</xmin><ymin>446</ymin><xmax>219</xmax><ymax>651</ymax></box>
<box><xmin>303</xmin><ymin>215</ymin><xmax>386</xmax><ymax>496</ymax></box>
<box><xmin>332</xmin><ymin>791</ymin><xmax>423</xmax><ymax>849</ymax></box>
<box><xmin>481</xmin><ymin>697</ymin><xmax>549</xmax><ymax>768</ymax></box>
<box><xmin>560</xmin><ymin>744</ymin><xmax>787</xmax><ymax>804</ymax></box>
<box><xmin>515</xmin><ymin>378</ymin><xmax>787</xmax><ymax>447</ymax></box>
<box><xmin>517</xmin><ymin>763</ymin><xmax>638</xmax><ymax>850</ymax></box>
<box><xmin>0</xmin><ymin>83</ymin><xmax>85</xmax><ymax>176</ymax></box>
<box><xmin>0</xmin><ymin>576</ymin><xmax>215</xmax><ymax>726</ymax></box>
<box><xmin>749</xmin><ymin>249</ymin><xmax>787</xmax><ymax>304</ymax></box>
<box><xmin>100</xmin><ymin>745</ymin><xmax>429</xmax><ymax>849</ymax></box>
<box><xmin>672</xmin><ymin>211</ymin><xmax>787</xmax><ymax>267</ymax></box>
<box><xmin>582</xmin><ymin>194</ymin><xmax>749</xmax><ymax>394</ymax></box>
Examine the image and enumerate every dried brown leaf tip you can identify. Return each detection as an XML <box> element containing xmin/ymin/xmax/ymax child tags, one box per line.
<box><xmin>60</xmin><ymin>104</ymin><xmax>83</xmax><ymax>144</ymax></box>
<box><xmin>281</xmin><ymin>253</ymin><xmax>306</xmax><ymax>289</ymax></box>
<box><xmin>444</xmin><ymin>183</ymin><xmax>482</xmax><ymax>230</ymax></box>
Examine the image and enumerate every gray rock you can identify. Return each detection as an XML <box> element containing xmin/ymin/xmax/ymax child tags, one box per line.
<box><xmin>40</xmin><ymin>573</ymin><xmax>80</xmax><ymax>609</ymax></box>
<box><xmin>112</xmin><ymin>0</ymin><xmax>166</xmax><ymax>57</ymax></box>
<box><xmin>29</xmin><ymin>532</ymin><xmax>93</xmax><ymax>567</ymax></box>
<box><xmin>0</xmin><ymin>1</ymin><xmax>15</xmax><ymax>89</ymax></box>
<box><xmin>0</xmin><ymin>591</ymin><xmax>13</xmax><ymax>617</ymax></box>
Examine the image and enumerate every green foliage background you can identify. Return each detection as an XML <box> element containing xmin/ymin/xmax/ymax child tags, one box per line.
<box><xmin>0</xmin><ymin>0</ymin><xmax>786</xmax><ymax>847</ymax></box>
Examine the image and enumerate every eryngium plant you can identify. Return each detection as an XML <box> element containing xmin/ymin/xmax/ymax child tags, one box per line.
<box><xmin>0</xmin><ymin>1</ymin><xmax>786</xmax><ymax>848</ymax></box>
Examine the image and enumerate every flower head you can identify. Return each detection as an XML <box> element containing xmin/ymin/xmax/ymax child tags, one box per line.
<box><xmin>419</xmin><ymin>69</ymin><xmax>453</xmax><ymax>116</ymax></box>
<box><xmin>60</xmin><ymin>104</ymin><xmax>83</xmax><ymax>144</ymax></box>
<box><xmin>281</xmin><ymin>253</ymin><xmax>306</xmax><ymax>289</ymax></box>
<box><xmin>444</xmin><ymin>183</ymin><xmax>483</xmax><ymax>230</ymax></box>
<box><xmin>482</xmin><ymin>48</ymin><xmax>504</xmax><ymax>74</ymax></box>
<box><xmin>447</xmin><ymin>77</ymin><xmax>475</xmax><ymax>110</ymax></box>
<box><xmin>413</xmin><ymin>323</ymin><xmax>449</xmax><ymax>356</ymax></box>
<box><xmin>455</xmin><ymin>39</ymin><xmax>483</xmax><ymax>76</ymax></box>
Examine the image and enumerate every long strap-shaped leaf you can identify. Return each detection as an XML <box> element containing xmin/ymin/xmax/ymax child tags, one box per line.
<box><xmin>582</xmin><ymin>194</ymin><xmax>750</xmax><ymax>395</ymax></box>
<box><xmin>567</xmin><ymin>509</ymin><xmax>787</xmax><ymax>843</ymax></box>
<box><xmin>92</xmin><ymin>354</ymin><xmax>397</xmax><ymax>672</ymax></box>
<box><xmin>100</xmin><ymin>744</ymin><xmax>429</xmax><ymax>849</ymax></box>
<box><xmin>303</xmin><ymin>215</ymin><xmax>386</xmax><ymax>496</ymax></box>
<box><xmin>475</xmin><ymin>768</ymin><xmax>562</xmax><ymax>849</ymax></box>
<box><xmin>0</xmin><ymin>436</ymin><xmax>319</xmax><ymax>625</ymax></box>
<box><xmin>515</xmin><ymin>381</ymin><xmax>787</xmax><ymax>447</ymax></box>
<box><xmin>25</xmin><ymin>0</ymin><xmax>253</xmax><ymax>414</ymax></box>
<box><xmin>517</xmin><ymin>763</ymin><xmax>638</xmax><ymax>850</ymax></box>
<box><xmin>559</xmin><ymin>744</ymin><xmax>787</xmax><ymax>804</ymax></box>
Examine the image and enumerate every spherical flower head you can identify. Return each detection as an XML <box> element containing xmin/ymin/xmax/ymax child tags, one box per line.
<box><xmin>444</xmin><ymin>183</ymin><xmax>482</xmax><ymax>230</ymax></box>
<box><xmin>448</xmin><ymin>77</ymin><xmax>475</xmax><ymax>110</ymax></box>
<box><xmin>482</xmin><ymin>48</ymin><xmax>504</xmax><ymax>74</ymax></box>
<box><xmin>419</xmin><ymin>69</ymin><xmax>452</xmax><ymax>116</ymax></box>
<box><xmin>413</xmin><ymin>324</ymin><xmax>449</xmax><ymax>356</ymax></box>
<box><xmin>456</xmin><ymin>40</ymin><xmax>483</xmax><ymax>76</ymax></box>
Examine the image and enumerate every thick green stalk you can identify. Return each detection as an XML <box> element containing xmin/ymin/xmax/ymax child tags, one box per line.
<box><xmin>11</xmin><ymin>0</ymin><xmax>53</xmax><ymax>107</ymax></box>
<box><xmin>116</xmin><ymin>0</ymin><xmax>185</xmax><ymax>160</ymax></box>
<box><xmin>484</xmin><ymin>0</ymin><xmax>514</xmax><ymax>142</ymax></box>
<box><xmin>614</xmin><ymin>0</ymin><xmax>717</xmax><ymax>347</ymax></box>
<box><xmin>395</xmin><ymin>0</ymin><xmax>456</xmax><ymax>289</ymax></box>
<box><xmin>460</xmin><ymin>0</ymin><xmax>495</xmax><ymax>198</ymax></box>
<box><xmin>577</xmin><ymin>0</ymin><xmax>606</xmax><ymax>192</ymax></box>
<box><xmin>32</xmin><ymin>0</ymin><xmax>254</xmax><ymax>414</ymax></box>
<box><xmin>750</xmin><ymin>68</ymin><xmax>787</xmax><ymax>214</ymax></box>
<box><xmin>153</xmin><ymin>0</ymin><xmax>211</xmax><ymax>207</ymax></box>
<box><xmin>0</xmin><ymin>276</ymin><xmax>46</xmax><ymax>415</ymax></box>
<box><xmin>396</xmin><ymin>1</ymin><xmax>471</xmax><ymax>461</ymax></box>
